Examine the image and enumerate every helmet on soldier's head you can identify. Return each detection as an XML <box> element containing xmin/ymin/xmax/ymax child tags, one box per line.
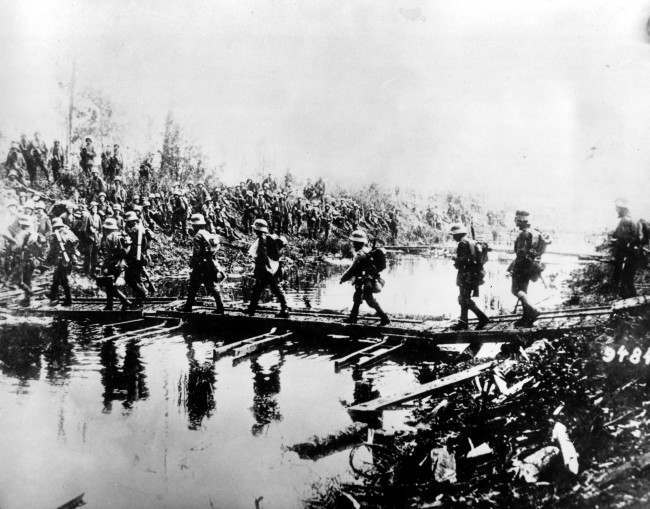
<box><xmin>132</xmin><ymin>204</ymin><xmax>142</xmax><ymax>212</ymax></box>
<box><xmin>614</xmin><ymin>198</ymin><xmax>629</xmax><ymax>210</ymax></box>
<box><xmin>85</xmin><ymin>137</ymin><xmax>92</xmax><ymax>143</ymax></box>
<box><xmin>450</xmin><ymin>224</ymin><xmax>467</xmax><ymax>236</ymax></box>
<box><xmin>114</xmin><ymin>176</ymin><xmax>122</xmax><ymax>182</ymax></box>
<box><xmin>253</xmin><ymin>218</ymin><xmax>269</xmax><ymax>233</ymax></box>
<box><xmin>103</xmin><ymin>218</ymin><xmax>118</xmax><ymax>230</ymax></box>
<box><xmin>112</xmin><ymin>203</ymin><xmax>122</xmax><ymax>211</ymax></box>
<box><xmin>143</xmin><ymin>199</ymin><xmax>150</xmax><ymax>207</ymax></box>
<box><xmin>18</xmin><ymin>215</ymin><xmax>32</xmax><ymax>227</ymax></box>
<box><xmin>190</xmin><ymin>213</ymin><xmax>206</xmax><ymax>226</ymax></box>
<box><xmin>124</xmin><ymin>211</ymin><xmax>138</xmax><ymax>222</ymax></box>
<box><xmin>34</xmin><ymin>201</ymin><xmax>46</xmax><ymax>210</ymax></box>
<box><xmin>98</xmin><ymin>191</ymin><xmax>106</xmax><ymax>198</ymax></box>
<box><xmin>349</xmin><ymin>230</ymin><xmax>368</xmax><ymax>244</ymax></box>
<box><xmin>52</xmin><ymin>217</ymin><xmax>64</xmax><ymax>229</ymax></box>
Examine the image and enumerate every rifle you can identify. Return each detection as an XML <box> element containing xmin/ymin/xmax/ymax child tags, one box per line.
<box><xmin>54</xmin><ymin>230</ymin><xmax>70</xmax><ymax>265</ymax></box>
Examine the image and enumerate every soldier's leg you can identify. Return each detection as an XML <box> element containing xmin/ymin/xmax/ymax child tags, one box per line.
<box><xmin>345</xmin><ymin>284</ymin><xmax>363</xmax><ymax>323</ymax></box>
<box><xmin>247</xmin><ymin>273</ymin><xmax>266</xmax><ymax>315</ymax></box>
<box><xmin>102</xmin><ymin>277</ymin><xmax>115</xmax><ymax>310</ymax></box>
<box><xmin>363</xmin><ymin>286</ymin><xmax>390</xmax><ymax>325</ymax></box>
<box><xmin>19</xmin><ymin>263</ymin><xmax>34</xmax><ymax>306</ymax></box>
<box><xmin>465</xmin><ymin>289</ymin><xmax>489</xmax><ymax>329</ymax></box>
<box><xmin>204</xmin><ymin>279</ymin><xmax>225</xmax><ymax>314</ymax></box>
<box><xmin>455</xmin><ymin>287</ymin><xmax>470</xmax><ymax>328</ymax></box>
<box><xmin>125</xmin><ymin>266</ymin><xmax>146</xmax><ymax>306</ymax></box>
<box><xmin>49</xmin><ymin>265</ymin><xmax>62</xmax><ymax>301</ymax></box>
<box><xmin>513</xmin><ymin>276</ymin><xmax>538</xmax><ymax>326</ymax></box>
<box><xmin>61</xmin><ymin>266</ymin><xmax>72</xmax><ymax>305</ymax></box>
<box><xmin>266</xmin><ymin>274</ymin><xmax>288</xmax><ymax>316</ymax></box>
<box><xmin>183</xmin><ymin>269</ymin><xmax>201</xmax><ymax>312</ymax></box>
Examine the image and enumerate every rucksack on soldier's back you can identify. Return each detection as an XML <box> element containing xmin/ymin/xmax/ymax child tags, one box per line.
<box><xmin>368</xmin><ymin>246</ymin><xmax>387</xmax><ymax>273</ymax></box>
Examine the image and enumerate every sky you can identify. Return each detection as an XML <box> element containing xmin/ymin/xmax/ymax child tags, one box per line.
<box><xmin>1</xmin><ymin>0</ymin><xmax>650</xmax><ymax>230</ymax></box>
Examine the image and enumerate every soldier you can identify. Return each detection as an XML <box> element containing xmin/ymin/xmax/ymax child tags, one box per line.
<box><xmin>34</xmin><ymin>202</ymin><xmax>52</xmax><ymax>240</ymax></box>
<box><xmin>181</xmin><ymin>213</ymin><xmax>225</xmax><ymax>313</ymax></box>
<box><xmin>49</xmin><ymin>140</ymin><xmax>65</xmax><ymax>182</ymax></box>
<box><xmin>5</xmin><ymin>142</ymin><xmax>27</xmax><ymax>185</ymax></box>
<box><xmin>246</xmin><ymin>218</ymin><xmax>289</xmax><ymax>318</ymax></box>
<box><xmin>339</xmin><ymin>230</ymin><xmax>390</xmax><ymax>326</ymax></box>
<box><xmin>46</xmin><ymin>217</ymin><xmax>78</xmax><ymax>306</ymax></box>
<box><xmin>123</xmin><ymin>211</ymin><xmax>149</xmax><ymax>308</ymax></box>
<box><xmin>508</xmin><ymin>210</ymin><xmax>548</xmax><ymax>327</ymax></box>
<box><xmin>111</xmin><ymin>175</ymin><xmax>127</xmax><ymax>204</ymax></box>
<box><xmin>85</xmin><ymin>202</ymin><xmax>102</xmax><ymax>275</ymax></box>
<box><xmin>98</xmin><ymin>218</ymin><xmax>131</xmax><ymax>310</ymax></box>
<box><xmin>611</xmin><ymin>198</ymin><xmax>642</xmax><ymax>298</ymax></box>
<box><xmin>171</xmin><ymin>189</ymin><xmax>188</xmax><ymax>238</ymax></box>
<box><xmin>79</xmin><ymin>137</ymin><xmax>96</xmax><ymax>178</ymax></box>
<box><xmin>449</xmin><ymin>224</ymin><xmax>490</xmax><ymax>330</ymax></box>
<box><xmin>108</xmin><ymin>144</ymin><xmax>123</xmax><ymax>182</ymax></box>
<box><xmin>30</xmin><ymin>132</ymin><xmax>49</xmax><ymax>183</ymax></box>
<box><xmin>89</xmin><ymin>166</ymin><xmax>106</xmax><ymax>202</ymax></box>
<box><xmin>14</xmin><ymin>215</ymin><xmax>42</xmax><ymax>306</ymax></box>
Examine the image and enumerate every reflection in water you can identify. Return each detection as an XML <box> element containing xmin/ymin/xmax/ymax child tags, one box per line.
<box><xmin>44</xmin><ymin>319</ymin><xmax>74</xmax><ymax>383</ymax></box>
<box><xmin>352</xmin><ymin>375</ymin><xmax>381</xmax><ymax>405</ymax></box>
<box><xmin>99</xmin><ymin>338</ymin><xmax>148</xmax><ymax>412</ymax></box>
<box><xmin>0</xmin><ymin>323</ymin><xmax>45</xmax><ymax>383</ymax></box>
<box><xmin>250</xmin><ymin>351</ymin><xmax>284</xmax><ymax>436</ymax></box>
<box><xmin>178</xmin><ymin>342</ymin><xmax>216</xmax><ymax>430</ymax></box>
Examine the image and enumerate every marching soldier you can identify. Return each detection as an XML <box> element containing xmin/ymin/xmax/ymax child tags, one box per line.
<box><xmin>14</xmin><ymin>215</ymin><xmax>42</xmax><ymax>306</ymax></box>
<box><xmin>181</xmin><ymin>213</ymin><xmax>225</xmax><ymax>313</ymax></box>
<box><xmin>246</xmin><ymin>218</ymin><xmax>289</xmax><ymax>318</ymax></box>
<box><xmin>46</xmin><ymin>217</ymin><xmax>78</xmax><ymax>306</ymax></box>
<box><xmin>449</xmin><ymin>224</ymin><xmax>490</xmax><ymax>330</ymax></box>
<box><xmin>98</xmin><ymin>218</ymin><xmax>131</xmax><ymax>310</ymax></box>
<box><xmin>611</xmin><ymin>198</ymin><xmax>642</xmax><ymax>298</ymax></box>
<box><xmin>79</xmin><ymin>137</ymin><xmax>96</xmax><ymax>178</ymax></box>
<box><xmin>49</xmin><ymin>140</ymin><xmax>65</xmax><ymax>182</ymax></box>
<box><xmin>123</xmin><ymin>211</ymin><xmax>149</xmax><ymax>309</ymax></box>
<box><xmin>339</xmin><ymin>230</ymin><xmax>390</xmax><ymax>326</ymax></box>
<box><xmin>508</xmin><ymin>210</ymin><xmax>548</xmax><ymax>327</ymax></box>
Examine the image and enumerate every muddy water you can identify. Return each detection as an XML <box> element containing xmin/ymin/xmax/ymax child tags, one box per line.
<box><xmin>0</xmin><ymin>255</ymin><xmax>578</xmax><ymax>509</ymax></box>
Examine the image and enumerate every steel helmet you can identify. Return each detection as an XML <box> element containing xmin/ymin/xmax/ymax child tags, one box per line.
<box><xmin>51</xmin><ymin>217</ymin><xmax>64</xmax><ymax>229</ymax></box>
<box><xmin>349</xmin><ymin>230</ymin><xmax>368</xmax><ymax>244</ymax></box>
<box><xmin>98</xmin><ymin>191</ymin><xmax>107</xmax><ymax>198</ymax></box>
<box><xmin>253</xmin><ymin>218</ymin><xmax>269</xmax><ymax>233</ymax></box>
<box><xmin>103</xmin><ymin>218</ymin><xmax>118</xmax><ymax>230</ymax></box>
<box><xmin>450</xmin><ymin>224</ymin><xmax>467</xmax><ymax>236</ymax></box>
<box><xmin>190</xmin><ymin>213</ymin><xmax>206</xmax><ymax>226</ymax></box>
<box><xmin>124</xmin><ymin>211</ymin><xmax>138</xmax><ymax>222</ymax></box>
<box><xmin>614</xmin><ymin>198</ymin><xmax>629</xmax><ymax>210</ymax></box>
<box><xmin>34</xmin><ymin>201</ymin><xmax>46</xmax><ymax>210</ymax></box>
<box><xmin>18</xmin><ymin>215</ymin><xmax>32</xmax><ymax>227</ymax></box>
<box><xmin>112</xmin><ymin>203</ymin><xmax>122</xmax><ymax>211</ymax></box>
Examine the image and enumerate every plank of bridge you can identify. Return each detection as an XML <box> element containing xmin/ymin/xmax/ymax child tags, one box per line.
<box><xmin>334</xmin><ymin>339</ymin><xmax>387</xmax><ymax>369</ymax></box>
<box><xmin>232</xmin><ymin>332</ymin><xmax>293</xmax><ymax>361</ymax></box>
<box><xmin>355</xmin><ymin>343</ymin><xmax>406</xmax><ymax>370</ymax></box>
<box><xmin>348</xmin><ymin>361</ymin><xmax>497</xmax><ymax>413</ymax></box>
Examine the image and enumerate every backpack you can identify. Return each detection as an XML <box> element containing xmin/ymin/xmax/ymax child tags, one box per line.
<box><xmin>468</xmin><ymin>240</ymin><xmax>490</xmax><ymax>268</ymax></box>
<box><xmin>368</xmin><ymin>247</ymin><xmax>387</xmax><ymax>273</ymax></box>
<box><xmin>530</xmin><ymin>229</ymin><xmax>551</xmax><ymax>257</ymax></box>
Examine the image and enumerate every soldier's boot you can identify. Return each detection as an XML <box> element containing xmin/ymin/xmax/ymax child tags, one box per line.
<box><xmin>343</xmin><ymin>303</ymin><xmax>360</xmax><ymax>324</ymax></box>
<box><xmin>61</xmin><ymin>290</ymin><xmax>72</xmax><ymax>307</ymax></box>
<box><xmin>469</xmin><ymin>303</ymin><xmax>490</xmax><ymax>330</ymax></box>
<box><xmin>450</xmin><ymin>320</ymin><xmax>469</xmax><ymax>331</ymax></box>
<box><xmin>115</xmin><ymin>290</ymin><xmax>132</xmax><ymax>311</ymax></box>
<box><xmin>104</xmin><ymin>292</ymin><xmax>114</xmax><ymax>311</ymax></box>
<box><xmin>372</xmin><ymin>304</ymin><xmax>390</xmax><ymax>327</ymax></box>
<box><xmin>451</xmin><ymin>305</ymin><xmax>469</xmax><ymax>330</ymax></box>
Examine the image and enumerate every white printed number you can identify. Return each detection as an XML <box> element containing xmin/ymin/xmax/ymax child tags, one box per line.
<box><xmin>603</xmin><ymin>345</ymin><xmax>650</xmax><ymax>365</ymax></box>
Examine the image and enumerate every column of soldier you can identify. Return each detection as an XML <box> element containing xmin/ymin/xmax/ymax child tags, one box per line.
<box><xmin>4</xmin><ymin>133</ymin><xmax>644</xmax><ymax>328</ymax></box>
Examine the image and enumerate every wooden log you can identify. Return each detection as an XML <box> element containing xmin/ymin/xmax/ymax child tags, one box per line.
<box><xmin>334</xmin><ymin>339</ymin><xmax>388</xmax><ymax>369</ymax></box>
<box><xmin>348</xmin><ymin>361</ymin><xmax>497</xmax><ymax>414</ymax></box>
<box><xmin>355</xmin><ymin>342</ymin><xmax>406</xmax><ymax>369</ymax></box>
<box><xmin>103</xmin><ymin>318</ymin><xmax>148</xmax><ymax>328</ymax></box>
<box><xmin>232</xmin><ymin>332</ymin><xmax>293</xmax><ymax>361</ymax></box>
<box><xmin>100</xmin><ymin>323</ymin><xmax>169</xmax><ymax>342</ymax></box>
<box><xmin>213</xmin><ymin>328</ymin><xmax>277</xmax><ymax>358</ymax></box>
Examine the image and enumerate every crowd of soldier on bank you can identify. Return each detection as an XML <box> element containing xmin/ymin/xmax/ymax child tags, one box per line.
<box><xmin>2</xmin><ymin>133</ymin><xmax>648</xmax><ymax>328</ymax></box>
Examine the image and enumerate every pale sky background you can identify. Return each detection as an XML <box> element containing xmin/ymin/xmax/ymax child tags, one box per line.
<box><xmin>1</xmin><ymin>0</ymin><xmax>650</xmax><ymax>231</ymax></box>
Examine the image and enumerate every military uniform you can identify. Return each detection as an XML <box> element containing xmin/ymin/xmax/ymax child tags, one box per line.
<box><xmin>99</xmin><ymin>227</ymin><xmax>131</xmax><ymax>310</ymax></box>
<box><xmin>340</xmin><ymin>235</ymin><xmax>389</xmax><ymax>325</ymax></box>
<box><xmin>247</xmin><ymin>220</ymin><xmax>288</xmax><ymax>317</ymax></box>
<box><xmin>453</xmin><ymin>234</ymin><xmax>489</xmax><ymax>329</ymax></box>
<box><xmin>183</xmin><ymin>224</ymin><xmax>225</xmax><ymax>313</ymax></box>
<box><xmin>14</xmin><ymin>222</ymin><xmax>41</xmax><ymax>306</ymax></box>
<box><xmin>47</xmin><ymin>223</ymin><xmax>78</xmax><ymax>306</ymax></box>
<box><xmin>612</xmin><ymin>209</ymin><xmax>641</xmax><ymax>298</ymax></box>
<box><xmin>124</xmin><ymin>220</ymin><xmax>150</xmax><ymax>308</ymax></box>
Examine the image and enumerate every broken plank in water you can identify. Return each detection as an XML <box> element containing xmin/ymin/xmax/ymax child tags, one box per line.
<box><xmin>334</xmin><ymin>339</ymin><xmax>388</xmax><ymax>369</ymax></box>
<box><xmin>100</xmin><ymin>322</ymin><xmax>169</xmax><ymax>342</ymax></box>
<box><xmin>232</xmin><ymin>332</ymin><xmax>293</xmax><ymax>361</ymax></box>
<box><xmin>213</xmin><ymin>328</ymin><xmax>277</xmax><ymax>358</ymax></box>
<box><xmin>103</xmin><ymin>318</ymin><xmax>149</xmax><ymax>328</ymax></box>
<box><xmin>355</xmin><ymin>342</ymin><xmax>406</xmax><ymax>369</ymax></box>
<box><xmin>348</xmin><ymin>361</ymin><xmax>497</xmax><ymax>414</ymax></box>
